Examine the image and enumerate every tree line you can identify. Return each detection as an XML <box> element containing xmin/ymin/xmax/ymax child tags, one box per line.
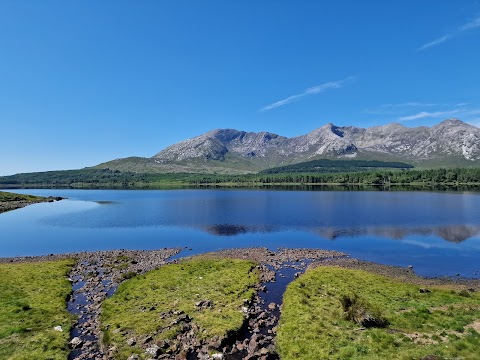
<box><xmin>1</xmin><ymin>167</ymin><xmax>480</xmax><ymax>189</ymax></box>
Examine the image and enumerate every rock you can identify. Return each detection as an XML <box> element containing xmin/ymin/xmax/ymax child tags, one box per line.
<box><xmin>211</xmin><ymin>353</ymin><xmax>224</xmax><ymax>359</ymax></box>
<box><xmin>207</xmin><ymin>335</ymin><xmax>222</xmax><ymax>349</ymax></box>
<box><xmin>127</xmin><ymin>356</ymin><xmax>140</xmax><ymax>360</ymax></box>
<box><xmin>127</xmin><ymin>337</ymin><xmax>136</xmax><ymax>346</ymax></box>
<box><xmin>70</xmin><ymin>336</ymin><xmax>83</xmax><ymax>349</ymax></box>
<box><xmin>248</xmin><ymin>334</ymin><xmax>259</xmax><ymax>354</ymax></box>
<box><xmin>145</xmin><ymin>345</ymin><xmax>161</xmax><ymax>357</ymax></box>
<box><xmin>171</xmin><ymin>314</ymin><xmax>191</xmax><ymax>325</ymax></box>
<box><xmin>175</xmin><ymin>350</ymin><xmax>188</xmax><ymax>360</ymax></box>
<box><xmin>259</xmin><ymin>348</ymin><xmax>269</xmax><ymax>356</ymax></box>
<box><xmin>419</xmin><ymin>288</ymin><xmax>431</xmax><ymax>293</ymax></box>
<box><xmin>194</xmin><ymin>299</ymin><xmax>212</xmax><ymax>309</ymax></box>
<box><xmin>143</xmin><ymin>335</ymin><xmax>154</xmax><ymax>344</ymax></box>
<box><xmin>157</xmin><ymin>339</ymin><xmax>169</xmax><ymax>348</ymax></box>
<box><xmin>53</xmin><ymin>325</ymin><xmax>63</xmax><ymax>332</ymax></box>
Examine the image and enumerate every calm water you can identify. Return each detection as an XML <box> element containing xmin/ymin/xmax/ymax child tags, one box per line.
<box><xmin>1</xmin><ymin>189</ymin><xmax>480</xmax><ymax>278</ymax></box>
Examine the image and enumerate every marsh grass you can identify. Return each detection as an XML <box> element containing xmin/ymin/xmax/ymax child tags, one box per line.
<box><xmin>0</xmin><ymin>260</ymin><xmax>75</xmax><ymax>360</ymax></box>
<box><xmin>101</xmin><ymin>258</ymin><xmax>259</xmax><ymax>359</ymax></box>
<box><xmin>277</xmin><ymin>266</ymin><xmax>480</xmax><ymax>360</ymax></box>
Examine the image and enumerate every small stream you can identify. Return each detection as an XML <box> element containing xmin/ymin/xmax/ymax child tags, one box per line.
<box><xmin>65</xmin><ymin>250</ymin><xmax>346</xmax><ymax>359</ymax></box>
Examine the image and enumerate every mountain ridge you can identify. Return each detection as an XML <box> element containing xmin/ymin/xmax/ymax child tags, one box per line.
<box><xmin>95</xmin><ymin>119</ymin><xmax>480</xmax><ymax>174</ymax></box>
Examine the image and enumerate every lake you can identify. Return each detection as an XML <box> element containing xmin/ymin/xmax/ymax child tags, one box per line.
<box><xmin>1</xmin><ymin>188</ymin><xmax>480</xmax><ymax>279</ymax></box>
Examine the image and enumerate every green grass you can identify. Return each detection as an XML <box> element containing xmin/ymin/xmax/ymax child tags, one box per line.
<box><xmin>0</xmin><ymin>260</ymin><xmax>75</xmax><ymax>360</ymax></box>
<box><xmin>277</xmin><ymin>266</ymin><xmax>480</xmax><ymax>360</ymax></box>
<box><xmin>101</xmin><ymin>258</ymin><xmax>260</xmax><ymax>359</ymax></box>
<box><xmin>0</xmin><ymin>191</ymin><xmax>44</xmax><ymax>202</ymax></box>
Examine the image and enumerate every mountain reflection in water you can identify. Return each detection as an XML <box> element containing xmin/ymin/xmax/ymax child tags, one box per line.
<box><xmin>203</xmin><ymin>224</ymin><xmax>480</xmax><ymax>243</ymax></box>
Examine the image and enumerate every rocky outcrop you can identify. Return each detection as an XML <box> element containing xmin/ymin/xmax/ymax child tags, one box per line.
<box><xmin>153</xmin><ymin>129</ymin><xmax>288</xmax><ymax>162</ymax></box>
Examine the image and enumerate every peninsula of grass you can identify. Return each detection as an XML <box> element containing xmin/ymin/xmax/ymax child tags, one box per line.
<box><xmin>0</xmin><ymin>259</ymin><xmax>75</xmax><ymax>360</ymax></box>
<box><xmin>0</xmin><ymin>191</ymin><xmax>55</xmax><ymax>213</ymax></box>
<box><xmin>277</xmin><ymin>266</ymin><xmax>480</xmax><ymax>360</ymax></box>
<box><xmin>101</xmin><ymin>258</ymin><xmax>260</xmax><ymax>359</ymax></box>
<box><xmin>0</xmin><ymin>191</ymin><xmax>43</xmax><ymax>202</ymax></box>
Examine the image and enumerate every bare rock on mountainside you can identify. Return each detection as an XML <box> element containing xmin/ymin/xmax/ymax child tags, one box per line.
<box><xmin>95</xmin><ymin>119</ymin><xmax>480</xmax><ymax>174</ymax></box>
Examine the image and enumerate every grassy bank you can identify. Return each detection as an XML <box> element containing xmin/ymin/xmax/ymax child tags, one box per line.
<box><xmin>101</xmin><ymin>258</ymin><xmax>260</xmax><ymax>359</ymax></box>
<box><xmin>277</xmin><ymin>266</ymin><xmax>480</xmax><ymax>360</ymax></box>
<box><xmin>0</xmin><ymin>191</ymin><xmax>44</xmax><ymax>202</ymax></box>
<box><xmin>0</xmin><ymin>260</ymin><xmax>75</xmax><ymax>359</ymax></box>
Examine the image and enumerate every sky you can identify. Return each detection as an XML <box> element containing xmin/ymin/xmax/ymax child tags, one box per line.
<box><xmin>1</xmin><ymin>1</ymin><xmax>480</xmax><ymax>175</ymax></box>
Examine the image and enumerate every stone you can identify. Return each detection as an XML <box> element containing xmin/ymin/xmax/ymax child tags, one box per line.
<box><xmin>248</xmin><ymin>334</ymin><xmax>259</xmax><ymax>354</ymax></box>
<box><xmin>194</xmin><ymin>299</ymin><xmax>212</xmax><ymax>309</ymax></box>
<box><xmin>70</xmin><ymin>337</ymin><xmax>83</xmax><ymax>349</ymax></box>
<box><xmin>143</xmin><ymin>335</ymin><xmax>154</xmax><ymax>344</ymax></box>
<box><xmin>268</xmin><ymin>302</ymin><xmax>277</xmax><ymax>311</ymax></box>
<box><xmin>145</xmin><ymin>345</ymin><xmax>161</xmax><ymax>357</ymax></box>
<box><xmin>259</xmin><ymin>348</ymin><xmax>269</xmax><ymax>356</ymax></box>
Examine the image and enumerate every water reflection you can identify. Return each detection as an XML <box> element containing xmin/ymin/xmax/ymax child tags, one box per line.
<box><xmin>202</xmin><ymin>224</ymin><xmax>480</xmax><ymax>243</ymax></box>
<box><xmin>203</xmin><ymin>224</ymin><xmax>273</xmax><ymax>236</ymax></box>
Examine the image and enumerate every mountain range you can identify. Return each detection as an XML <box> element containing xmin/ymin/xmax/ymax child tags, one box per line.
<box><xmin>94</xmin><ymin>119</ymin><xmax>480</xmax><ymax>174</ymax></box>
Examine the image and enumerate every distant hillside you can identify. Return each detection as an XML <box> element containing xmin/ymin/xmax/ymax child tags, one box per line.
<box><xmin>92</xmin><ymin>119</ymin><xmax>480</xmax><ymax>174</ymax></box>
<box><xmin>259</xmin><ymin>159</ymin><xmax>414</xmax><ymax>174</ymax></box>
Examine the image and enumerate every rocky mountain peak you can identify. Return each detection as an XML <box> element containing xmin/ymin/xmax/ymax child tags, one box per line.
<box><xmin>148</xmin><ymin>119</ymin><xmax>480</xmax><ymax>171</ymax></box>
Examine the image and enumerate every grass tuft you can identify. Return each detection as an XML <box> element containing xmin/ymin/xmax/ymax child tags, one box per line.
<box><xmin>339</xmin><ymin>293</ymin><xmax>388</xmax><ymax>328</ymax></box>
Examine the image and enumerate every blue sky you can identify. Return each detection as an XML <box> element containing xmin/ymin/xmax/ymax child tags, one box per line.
<box><xmin>1</xmin><ymin>1</ymin><xmax>479</xmax><ymax>175</ymax></box>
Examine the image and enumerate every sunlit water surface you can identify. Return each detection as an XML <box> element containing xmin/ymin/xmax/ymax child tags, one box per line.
<box><xmin>2</xmin><ymin>189</ymin><xmax>480</xmax><ymax>278</ymax></box>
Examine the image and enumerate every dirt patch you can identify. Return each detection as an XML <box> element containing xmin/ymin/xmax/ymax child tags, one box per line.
<box><xmin>466</xmin><ymin>320</ymin><xmax>480</xmax><ymax>333</ymax></box>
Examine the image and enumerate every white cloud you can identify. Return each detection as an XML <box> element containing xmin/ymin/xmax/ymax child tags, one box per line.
<box><xmin>418</xmin><ymin>15</ymin><xmax>480</xmax><ymax>51</ymax></box>
<box><xmin>418</xmin><ymin>35</ymin><xmax>451</xmax><ymax>51</ymax></box>
<box><xmin>459</xmin><ymin>16</ymin><xmax>480</xmax><ymax>31</ymax></box>
<box><xmin>399</xmin><ymin>109</ymin><xmax>463</xmax><ymax>121</ymax></box>
<box><xmin>261</xmin><ymin>76</ymin><xmax>355</xmax><ymax>111</ymax></box>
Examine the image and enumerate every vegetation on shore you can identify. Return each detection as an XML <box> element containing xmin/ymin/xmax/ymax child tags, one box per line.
<box><xmin>0</xmin><ymin>191</ymin><xmax>63</xmax><ymax>213</ymax></box>
<box><xmin>101</xmin><ymin>258</ymin><xmax>260</xmax><ymax>359</ymax></box>
<box><xmin>1</xmin><ymin>167</ymin><xmax>480</xmax><ymax>189</ymax></box>
<box><xmin>0</xmin><ymin>191</ymin><xmax>44</xmax><ymax>202</ymax></box>
<box><xmin>0</xmin><ymin>260</ymin><xmax>75</xmax><ymax>359</ymax></box>
<box><xmin>277</xmin><ymin>266</ymin><xmax>480</xmax><ymax>360</ymax></box>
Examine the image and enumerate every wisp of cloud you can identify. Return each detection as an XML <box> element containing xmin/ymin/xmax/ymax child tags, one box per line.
<box><xmin>399</xmin><ymin>109</ymin><xmax>462</xmax><ymax>121</ymax></box>
<box><xmin>419</xmin><ymin>15</ymin><xmax>480</xmax><ymax>51</ymax></box>
<box><xmin>261</xmin><ymin>76</ymin><xmax>355</xmax><ymax>111</ymax></box>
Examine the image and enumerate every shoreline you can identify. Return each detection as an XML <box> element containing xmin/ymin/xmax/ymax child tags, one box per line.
<box><xmin>0</xmin><ymin>192</ymin><xmax>63</xmax><ymax>213</ymax></box>
<box><xmin>3</xmin><ymin>247</ymin><xmax>479</xmax><ymax>359</ymax></box>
